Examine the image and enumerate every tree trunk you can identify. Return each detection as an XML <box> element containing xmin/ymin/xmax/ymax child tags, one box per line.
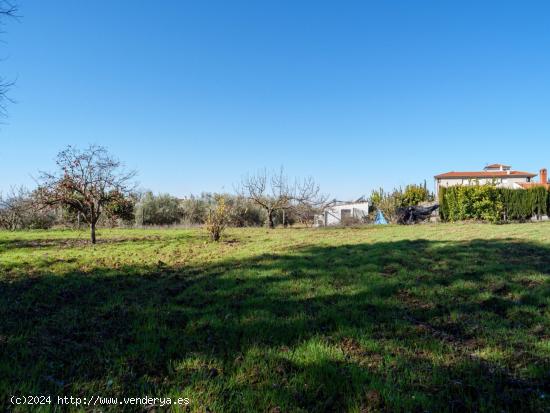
<box><xmin>266</xmin><ymin>210</ymin><xmax>275</xmax><ymax>228</ymax></box>
<box><xmin>90</xmin><ymin>221</ymin><xmax>97</xmax><ymax>244</ymax></box>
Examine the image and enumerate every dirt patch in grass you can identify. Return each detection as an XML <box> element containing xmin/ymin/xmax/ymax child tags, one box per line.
<box><xmin>396</xmin><ymin>289</ymin><xmax>435</xmax><ymax>310</ymax></box>
<box><xmin>339</xmin><ymin>337</ymin><xmax>384</xmax><ymax>369</ymax></box>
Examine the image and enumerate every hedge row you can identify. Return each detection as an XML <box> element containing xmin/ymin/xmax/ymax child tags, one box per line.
<box><xmin>438</xmin><ymin>185</ymin><xmax>549</xmax><ymax>223</ymax></box>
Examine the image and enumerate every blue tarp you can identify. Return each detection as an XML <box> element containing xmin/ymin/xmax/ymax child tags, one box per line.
<box><xmin>374</xmin><ymin>210</ymin><xmax>388</xmax><ymax>225</ymax></box>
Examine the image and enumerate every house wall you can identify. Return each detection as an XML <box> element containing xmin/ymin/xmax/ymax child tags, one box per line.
<box><xmin>437</xmin><ymin>177</ymin><xmax>530</xmax><ymax>190</ymax></box>
<box><xmin>315</xmin><ymin>202</ymin><xmax>370</xmax><ymax>226</ymax></box>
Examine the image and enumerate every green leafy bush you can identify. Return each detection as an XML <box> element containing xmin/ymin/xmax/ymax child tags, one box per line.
<box><xmin>441</xmin><ymin>185</ymin><xmax>502</xmax><ymax>222</ymax></box>
<box><xmin>370</xmin><ymin>183</ymin><xmax>434</xmax><ymax>223</ymax></box>
<box><xmin>501</xmin><ymin>189</ymin><xmax>531</xmax><ymax>221</ymax></box>
<box><xmin>438</xmin><ymin>187</ymin><xmax>448</xmax><ymax>221</ymax></box>
<box><xmin>206</xmin><ymin>195</ymin><xmax>230</xmax><ymax>241</ymax></box>
<box><xmin>529</xmin><ymin>186</ymin><xmax>548</xmax><ymax>219</ymax></box>
<box><xmin>440</xmin><ymin>185</ymin><xmax>549</xmax><ymax>223</ymax></box>
<box><xmin>401</xmin><ymin>183</ymin><xmax>433</xmax><ymax>206</ymax></box>
<box><xmin>369</xmin><ymin>188</ymin><xmax>403</xmax><ymax>223</ymax></box>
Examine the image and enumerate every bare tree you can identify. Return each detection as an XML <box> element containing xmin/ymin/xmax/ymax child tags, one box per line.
<box><xmin>0</xmin><ymin>185</ymin><xmax>30</xmax><ymax>230</ymax></box>
<box><xmin>0</xmin><ymin>2</ymin><xmax>17</xmax><ymax>18</ymax></box>
<box><xmin>0</xmin><ymin>1</ymin><xmax>19</xmax><ymax>116</ymax></box>
<box><xmin>239</xmin><ymin>168</ymin><xmax>327</xmax><ymax>228</ymax></box>
<box><xmin>238</xmin><ymin>168</ymin><xmax>291</xmax><ymax>228</ymax></box>
<box><xmin>0</xmin><ymin>185</ymin><xmax>58</xmax><ymax>230</ymax></box>
<box><xmin>36</xmin><ymin>145</ymin><xmax>136</xmax><ymax>244</ymax></box>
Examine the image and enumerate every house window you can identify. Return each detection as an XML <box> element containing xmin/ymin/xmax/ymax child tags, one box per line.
<box><xmin>340</xmin><ymin>209</ymin><xmax>351</xmax><ymax>220</ymax></box>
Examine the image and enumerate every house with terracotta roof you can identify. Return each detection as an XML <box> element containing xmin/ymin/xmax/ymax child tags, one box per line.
<box><xmin>434</xmin><ymin>164</ymin><xmax>548</xmax><ymax>194</ymax></box>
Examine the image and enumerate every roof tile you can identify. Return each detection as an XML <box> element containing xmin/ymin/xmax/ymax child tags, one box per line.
<box><xmin>434</xmin><ymin>171</ymin><xmax>536</xmax><ymax>179</ymax></box>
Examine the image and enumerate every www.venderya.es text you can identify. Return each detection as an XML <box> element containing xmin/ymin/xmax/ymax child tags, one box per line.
<box><xmin>10</xmin><ymin>395</ymin><xmax>190</xmax><ymax>407</ymax></box>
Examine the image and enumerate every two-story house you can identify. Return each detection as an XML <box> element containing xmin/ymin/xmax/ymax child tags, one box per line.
<box><xmin>434</xmin><ymin>164</ymin><xmax>541</xmax><ymax>194</ymax></box>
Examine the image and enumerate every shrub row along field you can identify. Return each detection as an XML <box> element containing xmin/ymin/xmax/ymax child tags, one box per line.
<box><xmin>1</xmin><ymin>224</ymin><xmax>549</xmax><ymax>412</ymax></box>
<box><xmin>439</xmin><ymin>185</ymin><xmax>549</xmax><ymax>223</ymax></box>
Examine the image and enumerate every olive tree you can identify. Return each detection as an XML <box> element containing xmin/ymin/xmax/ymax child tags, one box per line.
<box><xmin>134</xmin><ymin>191</ymin><xmax>183</xmax><ymax>226</ymax></box>
<box><xmin>37</xmin><ymin>145</ymin><xmax>136</xmax><ymax>243</ymax></box>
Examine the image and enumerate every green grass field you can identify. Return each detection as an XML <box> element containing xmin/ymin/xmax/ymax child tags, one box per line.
<box><xmin>1</xmin><ymin>223</ymin><xmax>549</xmax><ymax>412</ymax></box>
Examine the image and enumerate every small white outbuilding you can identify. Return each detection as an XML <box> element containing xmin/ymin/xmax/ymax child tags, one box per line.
<box><xmin>314</xmin><ymin>201</ymin><xmax>370</xmax><ymax>227</ymax></box>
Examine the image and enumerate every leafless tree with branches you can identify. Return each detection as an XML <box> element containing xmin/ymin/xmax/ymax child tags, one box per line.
<box><xmin>0</xmin><ymin>1</ymin><xmax>18</xmax><ymax>116</ymax></box>
<box><xmin>238</xmin><ymin>168</ymin><xmax>328</xmax><ymax>228</ymax></box>
<box><xmin>36</xmin><ymin>145</ymin><xmax>136</xmax><ymax>244</ymax></box>
<box><xmin>0</xmin><ymin>185</ymin><xmax>30</xmax><ymax>230</ymax></box>
<box><xmin>0</xmin><ymin>2</ymin><xmax>17</xmax><ymax>19</ymax></box>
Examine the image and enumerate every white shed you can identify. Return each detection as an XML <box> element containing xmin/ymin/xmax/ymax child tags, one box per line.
<box><xmin>314</xmin><ymin>201</ymin><xmax>370</xmax><ymax>227</ymax></box>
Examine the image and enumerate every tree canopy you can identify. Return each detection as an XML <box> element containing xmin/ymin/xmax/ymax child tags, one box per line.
<box><xmin>37</xmin><ymin>145</ymin><xmax>136</xmax><ymax>243</ymax></box>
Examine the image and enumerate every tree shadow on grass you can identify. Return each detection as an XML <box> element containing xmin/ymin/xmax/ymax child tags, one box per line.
<box><xmin>0</xmin><ymin>232</ymin><xmax>197</xmax><ymax>253</ymax></box>
<box><xmin>1</xmin><ymin>238</ymin><xmax>549</xmax><ymax>412</ymax></box>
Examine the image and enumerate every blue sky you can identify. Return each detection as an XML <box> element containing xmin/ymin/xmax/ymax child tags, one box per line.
<box><xmin>1</xmin><ymin>0</ymin><xmax>549</xmax><ymax>199</ymax></box>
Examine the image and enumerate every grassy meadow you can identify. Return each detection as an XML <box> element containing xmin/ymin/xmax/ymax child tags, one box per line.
<box><xmin>1</xmin><ymin>223</ymin><xmax>550</xmax><ymax>412</ymax></box>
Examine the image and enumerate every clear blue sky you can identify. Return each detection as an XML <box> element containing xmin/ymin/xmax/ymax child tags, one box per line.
<box><xmin>1</xmin><ymin>0</ymin><xmax>550</xmax><ymax>199</ymax></box>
